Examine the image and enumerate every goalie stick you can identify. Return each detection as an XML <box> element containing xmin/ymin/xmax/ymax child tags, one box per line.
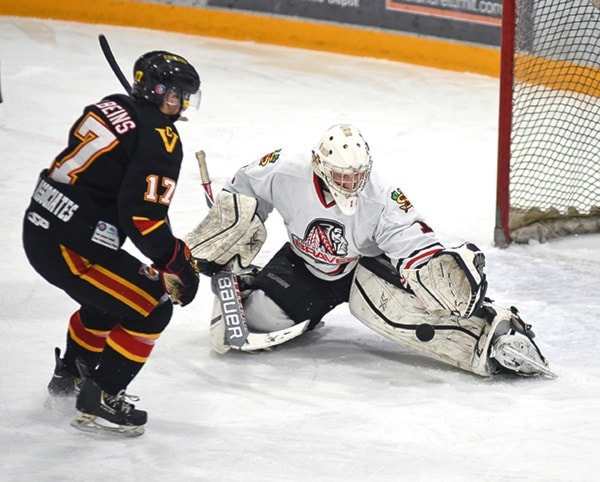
<box><xmin>194</xmin><ymin>152</ymin><xmax>312</xmax><ymax>352</ymax></box>
<box><xmin>239</xmin><ymin>320</ymin><xmax>311</xmax><ymax>351</ymax></box>
<box><xmin>196</xmin><ymin>150</ymin><xmax>214</xmax><ymax>209</ymax></box>
<box><xmin>98</xmin><ymin>34</ymin><xmax>131</xmax><ymax>95</ymax></box>
<box><xmin>195</xmin><ymin>151</ymin><xmax>250</xmax><ymax>349</ymax></box>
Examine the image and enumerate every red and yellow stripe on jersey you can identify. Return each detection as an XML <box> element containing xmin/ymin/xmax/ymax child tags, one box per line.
<box><xmin>60</xmin><ymin>245</ymin><xmax>159</xmax><ymax>317</ymax></box>
<box><xmin>132</xmin><ymin>216</ymin><xmax>167</xmax><ymax>236</ymax></box>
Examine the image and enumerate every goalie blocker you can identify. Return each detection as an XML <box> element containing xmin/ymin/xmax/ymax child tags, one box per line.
<box><xmin>185</xmin><ymin>191</ymin><xmax>267</xmax><ymax>349</ymax></box>
<box><xmin>185</xmin><ymin>190</ymin><xmax>266</xmax><ymax>269</ymax></box>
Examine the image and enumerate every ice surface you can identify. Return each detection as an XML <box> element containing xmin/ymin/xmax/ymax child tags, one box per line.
<box><xmin>1</xmin><ymin>16</ymin><xmax>599</xmax><ymax>481</ymax></box>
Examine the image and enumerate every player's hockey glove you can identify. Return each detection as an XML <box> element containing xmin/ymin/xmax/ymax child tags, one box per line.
<box><xmin>159</xmin><ymin>239</ymin><xmax>200</xmax><ymax>306</ymax></box>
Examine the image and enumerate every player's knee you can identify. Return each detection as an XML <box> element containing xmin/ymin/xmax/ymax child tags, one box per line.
<box><xmin>244</xmin><ymin>289</ymin><xmax>296</xmax><ymax>332</ymax></box>
<box><xmin>147</xmin><ymin>300</ymin><xmax>173</xmax><ymax>333</ymax></box>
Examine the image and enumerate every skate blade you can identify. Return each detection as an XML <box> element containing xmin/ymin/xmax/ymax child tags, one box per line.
<box><xmin>70</xmin><ymin>411</ymin><xmax>145</xmax><ymax>437</ymax></box>
<box><xmin>495</xmin><ymin>345</ymin><xmax>557</xmax><ymax>378</ymax></box>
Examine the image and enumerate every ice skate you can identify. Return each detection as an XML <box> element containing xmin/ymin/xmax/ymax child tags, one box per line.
<box><xmin>71</xmin><ymin>378</ymin><xmax>147</xmax><ymax>437</ymax></box>
<box><xmin>47</xmin><ymin>347</ymin><xmax>81</xmax><ymax>397</ymax></box>
<box><xmin>491</xmin><ymin>332</ymin><xmax>556</xmax><ymax>378</ymax></box>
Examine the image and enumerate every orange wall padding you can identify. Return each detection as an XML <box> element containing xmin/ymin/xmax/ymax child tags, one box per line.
<box><xmin>0</xmin><ymin>0</ymin><xmax>501</xmax><ymax>77</ymax></box>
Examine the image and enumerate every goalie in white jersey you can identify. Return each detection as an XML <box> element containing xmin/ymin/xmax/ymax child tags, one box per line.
<box><xmin>186</xmin><ymin>124</ymin><xmax>554</xmax><ymax>378</ymax></box>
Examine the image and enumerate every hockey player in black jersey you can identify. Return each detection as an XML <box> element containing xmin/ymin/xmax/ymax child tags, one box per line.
<box><xmin>22</xmin><ymin>50</ymin><xmax>201</xmax><ymax>436</ymax></box>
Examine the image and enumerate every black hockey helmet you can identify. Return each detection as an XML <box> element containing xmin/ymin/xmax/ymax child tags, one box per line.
<box><xmin>131</xmin><ymin>50</ymin><xmax>200</xmax><ymax>110</ymax></box>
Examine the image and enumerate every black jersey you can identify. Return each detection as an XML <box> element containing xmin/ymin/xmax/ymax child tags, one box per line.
<box><xmin>28</xmin><ymin>93</ymin><xmax>183</xmax><ymax>267</ymax></box>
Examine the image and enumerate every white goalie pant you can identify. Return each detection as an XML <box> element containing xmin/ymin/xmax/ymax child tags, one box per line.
<box><xmin>244</xmin><ymin>290</ymin><xmax>296</xmax><ymax>332</ymax></box>
<box><xmin>349</xmin><ymin>263</ymin><xmax>511</xmax><ymax>377</ymax></box>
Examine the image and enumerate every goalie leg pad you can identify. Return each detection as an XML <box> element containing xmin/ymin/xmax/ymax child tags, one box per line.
<box><xmin>185</xmin><ymin>190</ymin><xmax>266</xmax><ymax>267</ymax></box>
<box><xmin>209</xmin><ymin>296</ymin><xmax>232</xmax><ymax>354</ymax></box>
<box><xmin>350</xmin><ymin>263</ymin><xmax>502</xmax><ymax>377</ymax></box>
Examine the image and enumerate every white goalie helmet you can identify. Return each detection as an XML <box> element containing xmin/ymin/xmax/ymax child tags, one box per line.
<box><xmin>312</xmin><ymin>124</ymin><xmax>372</xmax><ymax>216</ymax></box>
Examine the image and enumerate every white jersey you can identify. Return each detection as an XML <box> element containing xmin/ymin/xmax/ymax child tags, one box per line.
<box><xmin>226</xmin><ymin>147</ymin><xmax>442</xmax><ymax>281</ymax></box>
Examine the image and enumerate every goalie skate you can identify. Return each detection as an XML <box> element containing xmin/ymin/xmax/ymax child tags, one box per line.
<box><xmin>491</xmin><ymin>333</ymin><xmax>556</xmax><ymax>378</ymax></box>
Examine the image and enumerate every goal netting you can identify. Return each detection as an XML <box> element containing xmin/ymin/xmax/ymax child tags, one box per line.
<box><xmin>495</xmin><ymin>0</ymin><xmax>600</xmax><ymax>245</ymax></box>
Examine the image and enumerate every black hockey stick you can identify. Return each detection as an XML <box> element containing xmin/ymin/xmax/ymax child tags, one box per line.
<box><xmin>98</xmin><ymin>34</ymin><xmax>131</xmax><ymax>95</ymax></box>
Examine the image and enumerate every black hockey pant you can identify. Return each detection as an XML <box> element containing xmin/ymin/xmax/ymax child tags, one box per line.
<box><xmin>23</xmin><ymin>222</ymin><xmax>172</xmax><ymax>394</ymax></box>
<box><xmin>252</xmin><ymin>243</ymin><xmax>354</xmax><ymax>330</ymax></box>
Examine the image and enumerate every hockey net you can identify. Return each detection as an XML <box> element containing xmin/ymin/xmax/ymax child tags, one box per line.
<box><xmin>495</xmin><ymin>0</ymin><xmax>600</xmax><ymax>245</ymax></box>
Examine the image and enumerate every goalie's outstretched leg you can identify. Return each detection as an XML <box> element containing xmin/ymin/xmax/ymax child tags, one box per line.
<box><xmin>349</xmin><ymin>259</ymin><xmax>554</xmax><ymax>378</ymax></box>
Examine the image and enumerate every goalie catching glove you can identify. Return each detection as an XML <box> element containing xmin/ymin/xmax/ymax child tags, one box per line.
<box><xmin>402</xmin><ymin>242</ymin><xmax>487</xmax><ymax>318</ymax></box>
<box><xmin>158</xmin><ymin>239</ymin><xmax>200</xmax><ymax>306</ymax></box>
<box><xmin>184</xmin><ymin>190</ymin><xmax>266</xmax><ymax>272</ymax></box>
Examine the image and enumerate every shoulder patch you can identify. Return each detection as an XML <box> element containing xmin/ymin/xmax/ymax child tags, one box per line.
<box><xmin>391</xmin><ymin>188</ymin><xmax>413</xmax><ymax>212</ymax></box>
<box><xmin>258</xmin><ymin>149</ymin><xmax>281</xmax><ymax>166</ymax></box>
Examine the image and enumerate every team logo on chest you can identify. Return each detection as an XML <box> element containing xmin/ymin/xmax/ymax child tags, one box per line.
<box><xmin>155</xmin><ymin>126</ymin><xmax>179</xmax><ymax>153</ymax></box>
<box><xmin>292</xmin><ymin>219</ymin><xmax>358</xmax><ymax>265</ymax></box>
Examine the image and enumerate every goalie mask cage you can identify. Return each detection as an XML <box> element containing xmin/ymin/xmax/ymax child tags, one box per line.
<box><xmin>495</xmin><ymin>0</ymin><xmax>600</xmax><ymax>246</ymax></box>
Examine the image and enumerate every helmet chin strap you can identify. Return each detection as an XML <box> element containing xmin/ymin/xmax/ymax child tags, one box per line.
<box><xmin>314</xmin><ymin>175</ymin><xmax>338</xmax><ymax>206</ymax></box>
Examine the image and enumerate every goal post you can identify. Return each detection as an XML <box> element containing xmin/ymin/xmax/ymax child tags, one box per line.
<box><xmin>494</xmin><ymin>0</ymin><xmax>600</xmax><ymax>246</ymax></box>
